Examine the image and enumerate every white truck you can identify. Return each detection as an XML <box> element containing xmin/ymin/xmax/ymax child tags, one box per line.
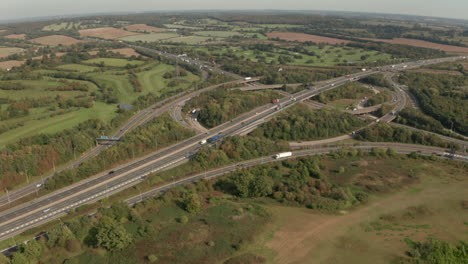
<box><xmin>244</xmin><ymin>77</ymin><xmax>252</xmax><ymax>81</ymax></box>
<box><xmin>274</xmin><ymin>152</ymin><xmax>292</xmax><ymax>159</ymax></box>
<box><xmin>199</xmin><ymin>139</ymin><xmax>207</xmax><ymax>145</ymax></box>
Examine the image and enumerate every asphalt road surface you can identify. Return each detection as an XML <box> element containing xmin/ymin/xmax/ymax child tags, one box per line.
<box><xmin>0</xmin><ymin>55</ymin><xmax>465</xmax><ymax>242</ymax></box>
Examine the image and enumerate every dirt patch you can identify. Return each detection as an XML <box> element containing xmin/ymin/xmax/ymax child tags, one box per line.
<box><xmin>124</xmin><ymin>24</ymin><xmax>165</xmax><ymax>32</ymax></box>
<box><xmin>88</xmin><ymin>48</ymin><xmax>142</xmax><ymax>57</ymax></box>
<box><xmin>360</xmin><ymin>37</ymin><xmax>468</xmax><ymax>54</ymax></box>
<box><xmin>410</xmin><ymin>68</ymin><xmax>463</xmax><ymax>76</ymax></box>
<box><xmin>266</xmin><ymin>167</ymin><xmax>468</xmax><ymax>264</ymax></box>
<box><xmin>29</xmin><ymin>35</ymin><xmax>84</xmax><ymax>46</ymax></box>
<box><xmin>266</xmin><ymin>32</ymin><xmax>349</xmax><ymax>45</ymax></box>
<box><xmin>79</xmin><ymin>27</ymin><xmax>141</xmax><ymax>39</ymax></box>
<box><xmin>0</xmin><ymin>60</ymin><xmax>24</xmax><ymax>69</ymax></box>
<box><xmin>4</xmin><ymin>34</ymin><xmax>26</xmax><ymax>39</ymax></box>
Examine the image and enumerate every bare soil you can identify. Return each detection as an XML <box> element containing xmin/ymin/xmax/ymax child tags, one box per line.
<box><xmin>266</xmin><ymin>163</ymin><xmax>468</xmax><ymax>264</ymax></box>
<box><xmin>29</xmin><ymin>35</ymin><xmax>84</xmax><ymax>46</ymax></box>
<box><xmin>4</xmin><ymin>34</ymin><xmax>26</xmax><ymax>39</ymax></box>
<box><xmin>266</xmin><ymin>32</ymin><xmax>350</xmax><ymax>44</ymax></box>
<box><xmin>360</xmin><ymin>37</ymin><xmax>468</xmax><ymax>54</ymax></box>
<box><xmin>79</xmin><ymin>27</ymin><xmax>141</xmax><ymax>39</ymax></box>
<box><xmin>0</xmin><ymin>60</ymin><xmax>24</xmax><ymax>69</ymax></box>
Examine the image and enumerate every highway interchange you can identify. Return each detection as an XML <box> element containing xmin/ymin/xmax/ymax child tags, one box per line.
<box><xmin>0</xmin><ymin>49</ymin><xmax>466</xmax><ymax>243</ymax></box>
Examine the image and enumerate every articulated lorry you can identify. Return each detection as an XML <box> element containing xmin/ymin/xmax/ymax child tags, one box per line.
<box><xmin>274</xmin><ymin>152</ymin><xmax>292</xmax><ymax>159</ymax></box>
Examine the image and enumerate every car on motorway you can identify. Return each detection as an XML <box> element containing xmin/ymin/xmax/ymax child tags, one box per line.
<box><xmin>42</xmin><ymin>208</ymin><xmax>50</xmax><ymax>213</ymax></box>
<box><xmin>108</xmin><ymin>170</ymin><xmax>115</xmax><ymax>174</ymax></box>
<box><xmin>36</xmin><ymin>183</ymin><xmax>42</xmax><ymax>188</ymax></box>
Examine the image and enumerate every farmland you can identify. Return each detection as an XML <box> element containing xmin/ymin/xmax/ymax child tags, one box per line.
<box><xmin>0</xmin><ymin>47</ymin><xmax>23</xmax><ymax>58</ymax></box>
<box><xmin>42</xmin><ymin>22</ymin><xmax>82</xmax><ymax>31</ymax></box>
<box><xmin>124</xmin><ymin>24</ymin><xmax>165</xmax><ymax>32</ymax></box>
<box><xmin>0</xmin><ymin>60</ymin><xmax>23</xmax><ymax>69</ymax></box>
<box><xmin>3</xmin><ymin>34</ymin><xmax>26</xmax><ymax>39</ymax></box>
<box><xmin>163</xmin><ymin>35</ymin><xmax>212</xmax><ymax>44</ymax></box>
<box><xmin>266</xmin><ymin>32</ymin><xmax>350</xmax><ymax>44</ymax></box>
<box><xmin>119</xmin><ymin>33</ymin><xmax>180</xmax><ymax>42</ymax></box>
<box><xmin>190</xmin><ymin>44</ymin><xmax>393</xmax><ymax>66</ymax></box>
<box><xmin>360</xmin><ymin>37</ymin><xmax>468</xmax><ymax>54</ymax></box>
<box><xmin>56</xmin><ymin>63</ymin><xmax>99</xmax><ymax>72</ymax></box>
<box><xmin>29</xmin><ymin>35</ymin><xmax>84</xmax><ymax>46</ymax></box>
<box><xmin>79</xmin><ymin>27</ymin><xmax>141</xmax><ymax>39</ymax></box>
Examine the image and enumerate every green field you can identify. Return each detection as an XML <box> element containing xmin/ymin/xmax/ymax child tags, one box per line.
<box><xmin>0</xmin><ymin>47</ymin><xmax>23</xmax><ymax>57</ymax></box>
<box><xmin>119</xmin><ymin>33</ymin><xmax>180</xmax><ymax>42</ymax></box>
<box><xmin>163</xmin><ymin>24</ymin><xmax>202</xmax><ymax>30</ymax></box>
<box><xmin>194</xmin><ymin>30</ymin><xmax>242</xmax><ymax>38</ymax></box>
<box><xmin>82</xmin><ymin>58</ymin><xmax>145</xmax><ymax>67</ymax></box>
<box><xmin>0</xmin><ymin>79</ymin><xmax>91</xmax><ymax>99</ymax></box>
<box><xmin>0</xmin><ymin>102</ymin><xmax>116</xmax><ymax>147</ymax></box>
<box><xmin>42</xmin><ymin>22</ymin><xmax>81</xmax><ymax>31</ymax></box>
<box><xmin>162</xmin><ymin>35</ymin><xmax>211</xmax><ymax>44</ymax></box>
<box><xmin>56</xmin><ymin>63</ymin><xmax>99</xmax><ymax>72</ymax></box>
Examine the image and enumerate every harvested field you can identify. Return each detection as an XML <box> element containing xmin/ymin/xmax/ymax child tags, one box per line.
<box><xmin>29</xmin><ymin>35</ymin><xmax>84</xmax><ymax>46</ymax></box>
<box><xmin>361</xmin><ymin>37</ymin><xmax>468</xmax><ymax>53</ymax></box>
<box><xmin>0</xmin><ymin>47</ymin><xmax>23</xmax><ymax>58</ymax></box>
<box><xmin>124</xmin><ymin>24</ymin><xmax>165</xmax><ymax>32</ymax></box>
<box><xmin>0</xmin><ymin>60</ymin><xmax>24</xmax><ymax>69</ymax></box>
<box><xmin>88</xmin><ymin>48</ymin><xmax>142</xmax><ymax>57</ymax></box>
<box><xmin>79</xmin><ymin>27</ymin><xmax>141</xmax><ymax>39</ymax></box>
<box><xmin>4</xmin><ymin>34</ymin><xmax>26</xmax><ymax>39</ymax></box>
<box><xmin>266</xmin><ymin>32</ymin><xmax>350</xmax><ymax>44</ymax></box>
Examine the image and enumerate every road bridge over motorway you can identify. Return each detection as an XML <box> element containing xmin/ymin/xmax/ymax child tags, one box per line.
<box><xmin>0</xmin><ymin>55</ymin><xmax>465</xmax><ymax>243</ymax></box>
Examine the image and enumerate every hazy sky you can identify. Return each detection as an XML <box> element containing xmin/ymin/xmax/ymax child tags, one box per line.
<box><xmin>2</xmin><ymin>0</ymin><xmax>467</xmax><ymax>21</ymax></box>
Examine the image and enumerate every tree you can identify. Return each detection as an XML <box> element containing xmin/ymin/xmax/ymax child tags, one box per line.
<box><xmin>22</xmin><ymin>239</ymin><xmax>42</xmax><ymax>260</ymax></box>
<box><xmin>249</xmin><ymin>175</ymin><xmax>273</xmax><ymax>197</ymax></box>
<box><xmin>10</xmin><ymin>253</ymin><xmax>28</xmax><ymax>264</ymax></box>
<box><xmin>183</xmin><ymin>193</ymin><xmax>202</xmax><ymax>214</ymax></box>
<box><xmin>95</xmin><ymin>216</ymin><xmax>133</xmax><ymax>251</ymax></box>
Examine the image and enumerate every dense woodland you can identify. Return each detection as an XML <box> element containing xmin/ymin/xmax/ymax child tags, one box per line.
<box><xmin>398</xmin><ymin>72</ymin><xmax>468</xmax><ymax>136</ymax></box>
<box><xmin>356</xmin><ymin>123</ymin><xmax>459</xmax><ymax>149</ymax></box>
<box><xmin>250</xmin><ymin>105</ymin><xmax>367</xmax><ymax>141</ymax></box>
<box><xmin>183</xmin><ymin>87</ymin><xmax>280</xmax><ymax>128</ymax></box>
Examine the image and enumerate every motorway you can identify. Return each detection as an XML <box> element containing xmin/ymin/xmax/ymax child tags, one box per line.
<box><xmin>0</xmin><ymin>55</ymin><xmax>465</xmax><ymax>242</ymax></box>
<box><xmin>125</xmin><ymin>142</ymin><xmax>468</xmax><ymax>205</ymax></box>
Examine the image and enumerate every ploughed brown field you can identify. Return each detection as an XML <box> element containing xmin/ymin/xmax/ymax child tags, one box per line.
<box><xmin>29</xmin><ymin>35</ymin><xmax>84</xmax><ymax>46</ymax></box>
<box><xmin>4</xmin><ymin>34</ymin><xmax>26</xmax><ymax>39</ymax></box>
<box><xmin>0</xmin><ymin>60</ymin><xmax>24</xmax><ymax>69</ymax></box>
<box><xmin>361</xmin><ymin>37</ymin><xmax>468</xmax><ymax>53</ymax></box>
<box><xmin>124</xmin><ymin>24</ymin><xmax>165</xmax><ymax>32</ymax></box>
<box><xmin>79</xmin><ymin>27</ymin><xmax>141</xmax><ymax>39</ymax></box>
<box><xmin>266</xmin><ymin>32</ymin><xmax>350</xmax><ymax>44</ymax></box>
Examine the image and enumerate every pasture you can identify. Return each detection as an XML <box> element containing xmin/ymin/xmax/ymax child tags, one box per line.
<box><xmin>4</xmin><ymin>34</ymin><xmax>26</xmax><ymax>39</ymax></box>
<box><xmin>162</xmin><ymin>36</ymin><xmax>211</xmax><ymax>44</ymax></box>
<box><xmin>56</xmin><ymin>63</ymin><xmax>99</xmax><ymax>72</ymax></box>
<box><xmin>0</xmin><ymin>47</ymin><xmax>23</xmax><ymax>58</ymax></box>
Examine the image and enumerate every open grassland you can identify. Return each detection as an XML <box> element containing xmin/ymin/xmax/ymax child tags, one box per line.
<box><xmin>79</xmin><ymin>27</ymin><xmax>141</xmax><ymax>39</ymax></box>
<box><xmin>56</xmin><ymin>63</ymin><xmax>99</xmax><ymax>72</ymax></box>
<box><xmin>124</xmin><ymin>24</ymin><xmax>166</xmax><ymax>32</ymax></box>
<box><xmin>267</xmin><ymin>32</ymin><xmax>350</xmax><ymax>44</ymax></box>
<box><xmin>163</xmin><ymin>24</ymin><xmax>202</xmax><ymax>30</ymax></box>
<box><xmin>0</xmin><ymin>79</ymin><xmax>96</xmax><ymax>99</ymax></box>
<box><xmin>0</xmin><ymin>47</ymin><xmax>23</xmax><ymax>58</ymax></box>
<box><xmin>360</xmin><ymin>37</ymin><xmax>468</xmax><ymax>54</ymax></box>
<box><xmin>119</xmin><ymin>32</ymin><xmax>180</xmax><ymax>42</ymax></box>
<box><xmin>264</xmin><ymin>157</ymin><xmax>468</xmax><ymax>264</ymax></box>
<box><xmin>4</xmin><ymin>34</ymin><xmax>26</xmax><ymax>39</ymax></box>
<box><xmin>29</xmin><ymin>35</ymin><xmax>84</xmax><ymax>46</ymax></box>
<box><xmin>82</xmin><ymin>58</ymin><xmax>145</xmax><ymax>67</ymax></box>
<box><xmin>0</xmin><ymin>103</ymin><xmax>117</xmax><ymax>147</ymax></box>
<box><xmin>136</xmin><ymin>63</ymin><xmax>199</xmax><ymax>96</ymax></box>
<box><xmin>42</xmin><ymin>22</ymin><xmax>81</xmax><ymax>31</ymax></box>
<box><xmin>0</xmin><ymin>60</ymin><xmax>24</xmax><ymax>69</ymax></box>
